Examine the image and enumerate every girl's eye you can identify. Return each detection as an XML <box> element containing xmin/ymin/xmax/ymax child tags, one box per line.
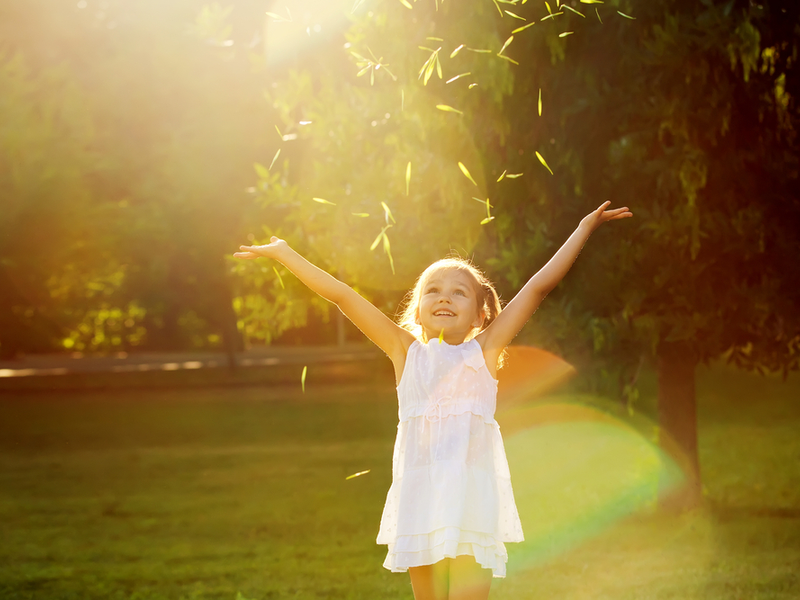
<box><xmin>426</xmin><ymin>288</ymin><xmax>438</xmax><ymax>294</ymax></box>
<box><xmin>454</xmin><ymin>289</ymin><xmax>465</xmax><ymax>296</ymax></box>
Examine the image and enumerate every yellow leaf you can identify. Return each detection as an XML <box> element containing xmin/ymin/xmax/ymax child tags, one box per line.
<box><xmin>381</xmin><ymin>201</ymin><xmax>396</xmax><ymax>224</ymax></box>
<box><xmin>596</xmin><ymin>7</ymin><xmax>602</xmax><ymax>23</ymax></box>
<box><xmin>405</xmin><ymin>162</ymin><xmax>411</xmax><ymax>196</ymax></box>
<box><xmin>312</xmin><ymin>197</ymin><xmax>337</xmax><ymax>205</ymax></box>
<box><xmin>273</xmin><ymin>267</ymin><xmax>285</xmax><ymax>289</ymax></box>
<box><xmin>540</xmin><ymin>12</ymin><xmax>563</xmax><ymax>21</ymax></box>
<box><xmin>436</xmin><ymin>104</ymin><xmax>464</xmax><ymax>114</ymax></box>
<box><xmin>398</xmin><ymin>0</ymin><xmax>413</xmax><ymax>8</ymax></box>
<box><xmin>450</xmin><ymin>44</ymin><xmax>465</xmax><ymax>58</ymax></box>
<box><xmin>469</xmin><ymin>83</ymin><xmax>479</xmax><ymax>89</ymax></box>
<box><xmin>505</xmin><ymin>173</ymin><xmax>524</xmax><ymax>179</ymax></box>
<box><xmin>446</xmin><ymin>72</ymin><xmax>471</xmax><ymax>84</ymax></box>
<box><xmin>351</xmin><ymin>212</ymin><xmax>370</xmax><ymax>217</ymax></box>
<box><xmin>491</xmin><ymin>0</ymin><xmax>503</xmax><ymax>16</ymax></box>
<box><xmin>497</xmin><ymin>169</ymin><xmax>507</xmax><ymax>182</ymax></box>
<box><xmin>438</xmin><ymin>328</ymin><xmax>445</xmax><ymax>343</ymax></box>
<box><xmin>535</xmin><ymin>151</ymin><xmax>554</xmax><ymax>175</ymax></box>
<box><xmin>538</xmin><ymin>88</ymin><xmax>542</xmax><ymax>116</ymax></box>
<box><xmin>345</xmin><ymin>469</ymin><xmax>371</xmax><ymax>480</ymax></box>
<box><xmin>559</xmin><ymin>31</ymin><xmax>574</xmax><ymax>37</ymax></box>
<box><xmin>512</xmin><ymin>22</ymin><xmax>536</xmax><ymax>34</ymax></box>
<box><xmin>579</xmin><ymin>0</ymin><xmax>603</xmax><ymax>3</ymax></box>
<box><xmin>427</xmin><ymin>37</ymin><xmax>444</xmax><ymax>41</ymax></box>
<box><xmin>301</xmin><ymin>365</ymin><xmax>307</xmax><ymax>392</ymax></box>
<box><xmin>563</xmin><ymin>4</ymin><xmax>585</xmax><ymax>17</ymax></box>
<box><xmin>269</xmin><ymin>149</ymin><xmax>281</xmax><ymax>170</ymax></box>
<box><xmin>458</xmin><ymin>162</ymin><xmax>478</xmax><ymax>186</ymax></box>
<box><xmin>545</xmin><ymin>1</ymin><xmax>552</xmax><ymax>14</ymax></box>
<box><xmin>496</xmin><ymin>54</ymin><xmax>519</xmax><ymax>65</ymax></box>
<box><xmin>504</xmin><ymin>10</ymin><xmax>526</xmax><ymax>20</ymax></box>
<box><xmin>480</xmin><ymin>216</ymin><xmax>495</xmax><ymax>225</ymax></box>
<box><xmin>467</xmin><ymin>48</ymin><xmax>493</xmax><ymax>53</ymax></box>
<box><xmin>617</xmin><ymin>10</ymin><xmax>635</xmax><ymax>19</ymax></box>
<box><xmin>499</xmin><ymin>35</ymin><xmax>514</xmax><ymax>55</ymax></box>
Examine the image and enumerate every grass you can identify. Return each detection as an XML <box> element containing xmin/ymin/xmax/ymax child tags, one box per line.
<box><xmin>0</xmin><ymin>364</ymin><xmax>798</xmax><ymax>599</ymax></box>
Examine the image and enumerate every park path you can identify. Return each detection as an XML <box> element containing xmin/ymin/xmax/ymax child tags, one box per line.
<box><xmin>0</xmin><ymin>344</ymin><xmax>383</xmax><ymax>379</ymax></box>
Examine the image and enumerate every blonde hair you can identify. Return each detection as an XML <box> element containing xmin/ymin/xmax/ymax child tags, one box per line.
<box><xmin>397</xmin><ymin>256</ymin><xmax>507</xmax><ymax>368</ymax></box>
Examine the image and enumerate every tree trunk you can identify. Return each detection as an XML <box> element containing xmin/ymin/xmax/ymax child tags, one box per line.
<box><xmin>656</xmin><ymin>340</ymin><xmax>702</xmax><ymax>511</ymax></box>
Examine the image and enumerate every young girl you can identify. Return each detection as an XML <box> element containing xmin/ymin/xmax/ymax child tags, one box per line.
<box><xmin>234</xmin><ymin>201</ymin><xmax>632</xmax><ymax>600</ymax></box>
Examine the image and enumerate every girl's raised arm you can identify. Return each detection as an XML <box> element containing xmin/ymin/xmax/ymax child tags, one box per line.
<box><xmin>235</xmin><ymin>237</ymin><xmax>415</xmax><ymax>364</ymax></box>
<box><xmin>477</xmin><ymin>201</ymin><xmax>632</xmax><ymax>357</ymax></box>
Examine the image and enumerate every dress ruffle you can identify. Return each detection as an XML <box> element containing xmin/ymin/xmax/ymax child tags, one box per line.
<box><xmin>383</xmin><ymin>527</ymin><xmax>510</xmax><ymax>577</ymax></box>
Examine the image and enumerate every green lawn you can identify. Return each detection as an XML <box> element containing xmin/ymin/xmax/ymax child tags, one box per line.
<box><xmin>0</xmin><ymin>365</ymin><xmax>798</xmax><ymax>599</ymax></box>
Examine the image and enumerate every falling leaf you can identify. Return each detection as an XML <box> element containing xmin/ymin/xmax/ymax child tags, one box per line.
<box><xmin>275</xmin><ymin>125</ymin><xmax>283</xmax><ymax>139</ymax></box>
<box><xmin>438</xmin><ymin>328</ymin><xmax>445</xmax><ymax>343</ymax></box>
<box><xmin>491</xmin><ymin>0</ymin><xmax>503</xmax><ymax>16</ymax></box>
<box><xmin>269</xmin><ymin>149</ymin><xmax>281</xmax><ymax>170</ymax></box>
<box><xmin>545</xmin><ymin>1</ymin><xmax>552</xmax><ymax>14</ymax></box>
<box><xmin>312</xmin><ymin>197</ymin><xmax>337</xmax><ymax>205</ymax></box>
<box><xmin>351</xmin><ymin>0</ymin><xmax>367</xmax><ymax>13</ymax></box>
<box><xmin>596</xmin><ymin>7</ymin><xmax>602</xmax><ymax>23</ymax></box>
<box><xmin>345</xmin><ymin>469</ymin><xmax>371</xmax><ymax>480</ymax></box>
<box><xmin>401</xmin><ymin>89</ymin><xmax>405</xmax><ymax>111</ymax></box>
<box><xmin>467</xmin><ymin>48</ymin><xmax>493</xmax><ymax>53</ymax></box>
<box><xmin>504</xmin><ymin>10</ymin><xmax>526</xmax><ymax>20</ymax></box>
<box><xmin>497</xmin><ymin>169</ymin><xmax>507</xmax><ymax>182</ymax></box>
<box><xmin>273</xmin><ymin>267</ymin><xmax>285</xmax><ymax>289</ymax></box>
<box><xmin>282</xmin><ymin>133</ymin><xmax>298</xmax><ymax>141</ymax></box>
<box><xmin>559</xmin><ymin>31</ymin><xmax>574</xmax><ymax>37</ymax></box>
<box><xmin>472</xmin><ymin>197</ymin><xmax>494</xmax><ymax>209</ymax></box>
<box><xmin>405</xmin><ymin>162</ymin><xmax>411</xmax><ymax>196</ymax></box>
<box><xmin>301</xmin><ymin>365</ymin><xmax>307</xmax><ymax>392</ymax></box>
<box><xmin>381</xmin><ymin>201</ymin><xmax>396</xmax><ymax>224</ymax></box>
<box><xmin>496</xmin><ymin>54</ymin><xmax>519</xmax><ymax>65</ymax></box>
<box><xmin>446</xmin><ymin>72</ymin><xmax>471</xmax><ymax>84</ymax></box>
<box><xmin>579</xmin><ymin>0</ymin><xmax>603</xmax><ymax>3</ymax></box>
<box><xmin>382</xmin><ymin>232</ymin><xmax>395</xmax><ymax>274</ymax></box>
<box><xmin>370</xmin><ymin>230</ymin><xmax>384</xmax><ymax>251</ymax></box>
<box><xmin>469</xmin><ymin>83</ymin><xmax>479</xmax><ymax>89</ymax></box>
<box><xmin>254</xmin><ymin>162</ymin><xmax>270</xmax><ymax>179</ymax></box>
<box><xmin>535</xmin><ymin>151</ymin><xmax>554</xmax><ymax>175</ymax></box>
<box><xmin>458</xmin><ymin>162</ymin><xmax>478</xmax><ymax>186</ymax></box>
<box><xmin>617</xmin><ymin>10</ymin><xmax>635</xmax><ymax>19</ymax></box>
<box><xmin>436</xmin><ymin>104</ymin><xmax>464</xmax><ymax>114</ymax></box>
<box><xmin>265</xmin><ymin>11</ymin><xmax>291</xmax><ymax>22</ymax></box>
<box><xmin>450</xmin><ymin>44</ymin><xmax>465</xmax><ymax>58</ymax></box>
<box><xmin>398</xmin><ymin>0</ymin><xmax>413</xmax><ymax>8</ymax></box>
<box><xmin>427</xmin><ymin>36</ymin><xmax>444</xmax><ymax>41</ymax></box>
<box><xmin>540</xmin><ymin>12</ymin><xmax>563</xmax><ymax>21</ymax></box>
<box><xmin>506</xmin><ymin>173</ymin><xmax>524</xmax><ymax>178</ymax></box>
<box><xmin>538</xmin><ymin>88</ymin><xmax>542</xmax><ymax>116</ymax></box>
<box><xmin>351</xmin><ymin>212</ymin><xmax>370</xmax><ymax>217</ymax></box>
<box><xmin>563</xmin><ymin>4</ymin><xmax>586</xmax><ymax>17</ymax></box>
<box><xmin>512</xmin><ymin>22</ymin><xmax>536</xmax><ymax>34</ymax></box>
<box><xmin>499</xmin><ymin>35</ymin><xmax>514</xmax><ymax>55</ymax></box>
<box><xmin>481</xmin><ymin>216</ymin><xmax>495</xmax><ymax>224</ymax></box>
<box><xmin>299</xmin><ymin>120</ymin><xmax>312</xmax><ymax>125</ymax></box>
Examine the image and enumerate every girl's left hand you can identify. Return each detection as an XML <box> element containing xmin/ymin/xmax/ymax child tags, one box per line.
<box><xmin>581</xmin><ymin>201</ymin><xmax>633</xmax><ymax>232</ymax></box>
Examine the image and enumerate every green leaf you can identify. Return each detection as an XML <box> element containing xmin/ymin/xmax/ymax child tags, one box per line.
<box><xmin>351</xmin><ymin>212</ymin><xmax>370</xmax><ymax>217</ymax></box>
<box><xmin>345</xmin><ymin>469</ymin><xmax>371</xmax><ymax>480</ymax></box>
<box><xmin>491</xmin><ymin>0</ymin><xmax>504</xmax><ymax>16</ymax></box>
<box><xmin>512</xmin><ymin>22</ymin><xmax>536</xmax><ymax>34</ymax></box>
<box><xmin>446</xmin><ymin>72</ymin><xmax>471</xmax><ymax>84</ymax></box>
<box><xmin>405</xmin><ymin>162</ymin><xmax>411</xmax><ymax>196</ymax></box>
<box><xmin>458</xmin><ymin>162</ymin><xmax>479</xmax><ymax>186</ymax></box>
<box><xmin>436</xmin><ymin>104</ymin><xmax>464</xmax><ymax>114</ymax></box>
<box><xmin>301</xmin><ymin>365</ymin><xmax>307</xmax><ymax>393</ymax></box>
<box><xmin>254</xmin><ymin>162</ymin><xmax>270</xmax><ymax>180</ymax></box>
<box><xmin>499</xmin><ymin>35</ymin><xmax>514</xmax><ymax>55</ymax></box>
<box><xmin>596</xmin><ymin>7</ymin><xmax>602</xmax><ymax>23</ymax></box>
<box><xmin>268</xmin><ymin>149</ymin><xmax>281</xmax><ymax>170</ymax></box>
<box><xmin>617</xmin><ymin>10</ymin><xmax>635</xmax><ymax>19</ymax></box>
<box><xmin>273</xmin><ymin>267</ymin><xmax>285</xmax><ymax>289</ymax></box>
<box><xmin>504</xmin><ymin>10</ymin><xmax>526</xmax><ymax>20</ymax></box>
<box><xmin>497</xmin><ymin>169</ymin><xmax>507</xmax><ymax>182</ymax></box>
<box><xmin>535</xmin><ymin>151</ymin><xmax>554</xmax><ymax>175</ymax></box>
<box><xmin>540</xmin><ymin>12</ymin><xmax>563</xmax><ymax>21</ymax></box>
<box><xmin>312</xmin><ymin>197</ymin><xmax>337</xmax><ymax>205</ymax></box>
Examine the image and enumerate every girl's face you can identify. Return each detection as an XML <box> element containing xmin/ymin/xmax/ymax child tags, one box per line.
<box><xmin>416</xmin><ymin>268</ymin><xmax>484</xmax><ymax>344</ymax></box>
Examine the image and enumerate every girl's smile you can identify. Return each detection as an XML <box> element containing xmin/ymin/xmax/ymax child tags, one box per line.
<box><xmin>418</xmin><ymin>269</ymin><xmax>485</xmax><ymax>343</ymax></box>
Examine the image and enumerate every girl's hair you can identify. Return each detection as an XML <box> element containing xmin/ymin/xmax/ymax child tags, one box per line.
<box><xmin>397</xmin><ymin>256</ymin><xmax>507</xmax><ymax>369</ymax></box>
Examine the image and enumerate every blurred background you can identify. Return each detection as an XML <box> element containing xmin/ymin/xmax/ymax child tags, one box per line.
<box><xmin>1</xmin><ymin>0</ymin><xmax>799</xmax><ymax>598</ymax></box>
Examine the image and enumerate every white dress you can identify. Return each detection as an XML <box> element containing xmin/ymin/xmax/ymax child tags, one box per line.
<box><xmin>377</xmin><ymin>338</ymin><xmax>524</xmax><ymax>578</ymax></box>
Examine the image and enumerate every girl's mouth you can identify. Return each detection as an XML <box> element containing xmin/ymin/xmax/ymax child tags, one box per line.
<box><xmin>433</xmin><ymin>310</ymin><xmax>455</xmax><ymax>317</ymax></box>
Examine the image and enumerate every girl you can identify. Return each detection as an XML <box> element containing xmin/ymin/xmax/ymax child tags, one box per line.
<box><xmin>234</xmin><ymin>201</ymin><xmax>632</xmax><ymax>600</ymax></box>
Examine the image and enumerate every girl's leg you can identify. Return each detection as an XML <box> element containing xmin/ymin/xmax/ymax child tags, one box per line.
<box><xmin>448</xmin><ymin>555</ymin><xmax>492</xmax><ymax>600</ymax></box>
<box><xmin>409</xmin><ymin>559</ymin><xmax>450</xmax><ymax>600</ymax></box>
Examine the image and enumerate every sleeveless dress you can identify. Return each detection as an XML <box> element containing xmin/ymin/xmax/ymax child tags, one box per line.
<box><xmin>376</xmin><ymin>338</ymin><xmax>524</xmax><ymax>578</ymax></box>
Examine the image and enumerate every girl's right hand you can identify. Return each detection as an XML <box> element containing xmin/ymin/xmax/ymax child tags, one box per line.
<box><xmin>233</xmin><ymin>236</ymin><xmax>288</xmax><ymax>260</ymax></box>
